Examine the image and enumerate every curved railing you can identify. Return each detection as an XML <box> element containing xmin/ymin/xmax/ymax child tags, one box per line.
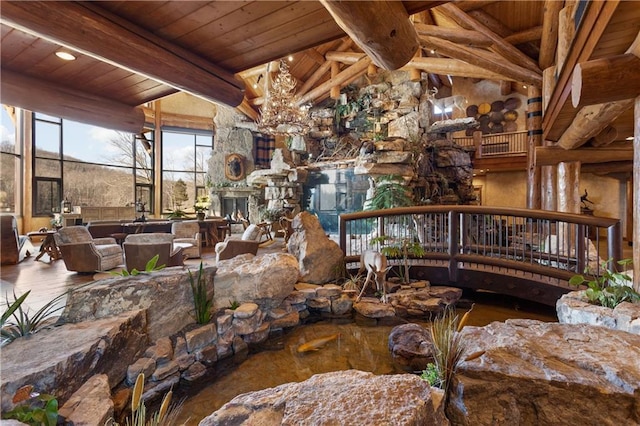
<box><xmin>339</xmin><ymin>206</ymin><xmax>622</xmax><ymax>305</ymax></box>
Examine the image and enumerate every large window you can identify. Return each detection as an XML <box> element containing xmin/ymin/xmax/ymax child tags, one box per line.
<box><xmin>161</xmin><ymin>130</ymin><xmax>212</xmax><ymax>213</ymax></box>
<box><xmin>32</xmin><ymin>113</ymin><xmax>147</xmax><ymax>216</ymax></box>
<box><xmin>1</xmin><ymin>107</ymin><xmax>19</xmax><ymax>213</ymax></box>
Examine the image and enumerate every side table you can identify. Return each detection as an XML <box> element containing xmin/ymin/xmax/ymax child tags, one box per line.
<box><xmin>27</xmin><ymin>230</ymin><xmax>60</xmax><ymax>262</ymax></box>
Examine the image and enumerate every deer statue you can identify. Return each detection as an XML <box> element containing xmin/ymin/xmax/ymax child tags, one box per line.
<box><xmin>426</xmin><ymin>87</ymin><xmax>467</xmax><ymax>120</ymax></box>
<box><xmin>356</xmin><ymin>250</ymin><xmax>390</xmax><ymax>303</ymax></box>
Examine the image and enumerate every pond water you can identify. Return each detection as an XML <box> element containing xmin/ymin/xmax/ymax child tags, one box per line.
<box><xmin>174</xmin><ymin>293</ymin><xmax>556</xmax><ymax>425</ymax></box>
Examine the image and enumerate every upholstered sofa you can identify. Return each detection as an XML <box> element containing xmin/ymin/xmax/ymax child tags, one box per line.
<box><xmin>54</xmin><ymin>226</ymin><xmax>123</xmax><ymax>273</ymax></box>
<box><xmin>123</xmin><ymin>233</ymin><xmax>184</xmax><ymax>271</ymax></box>
<box><xmin>0</xmin><ymin>214</ymin><xmax>34</xmax><ymax>265</ymax></box>
<box><xmin>215</xmin><ymin>224</ymin><xmax>263</xmax><ymax>262</ymax></box>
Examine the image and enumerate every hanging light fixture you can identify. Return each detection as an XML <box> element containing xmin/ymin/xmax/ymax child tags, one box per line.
<box><xmin>257</xmin><ymin>60</ymin><xmax>310</xmax><ymax>136</ymax></box>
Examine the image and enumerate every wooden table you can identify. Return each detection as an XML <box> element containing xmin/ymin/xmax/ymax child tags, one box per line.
<box><xmin>27</xmin><ymin>230</ymin><xmax>60</xmax><ymax>262</ymax></box>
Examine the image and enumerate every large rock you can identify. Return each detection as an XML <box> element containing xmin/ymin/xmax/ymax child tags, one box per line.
<box><xmin>557</xmin><ymin>290</ymin><xmax>640</xmax><ymax>335</ymax></box>
<box><xmin>201</xmin><ymin>370</ymin><xmax>447</xmax><ymax>426</ymax></box>
<box><xmin>287</xmin><ymin>212</ymin><xmax>344</xmax><ymax>284</ymax></box>
<box><xmin>214</xmin><ymin>253</ymin><xmax>299</xmax><ymax>311</ymax></box>
<box><xmin>58</xmin><ymin>374</ymin><xmax>114</xmax><ymax>426</ymax></box>
<box><xmin>448</xmin><ymin>320</ymin><xmax>640</xmax><ymax>425</ymax></box>
<box><xmin>60</xmin><ymin>267</ymin><xmax>216</xmax><ymax>342</ymax></box>
<box><xmin>1</xmin><ymin>310</ymin><xmax>147</xmax><ymax>412</ymax></box>
<box><xmin>388</xmin><ymin>323</ymin><xmax>434</xmax><ymax>371</ymax></box>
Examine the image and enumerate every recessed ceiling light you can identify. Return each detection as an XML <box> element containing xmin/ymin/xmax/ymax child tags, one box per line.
<box><xmin>626</xmin><ymin>136</ymin><xmax>634</xmax><ymax>140</ymax></box>
<box><xmin>288</xmin><ymin>55</ymin><xmax>293</xmax><ymax>62</ymax></box>
<box><xmin>522</xmin><ymin>85</ymin><xmax>527</xmax><ymax>89</ymax></box>
<box><xmin>55</xmin><ymin>51</ymin><xmax>76</xmax><ymax>61</ymax></box>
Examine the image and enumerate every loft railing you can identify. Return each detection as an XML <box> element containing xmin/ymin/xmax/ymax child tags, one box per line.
<box><xmin>453</xmin><ymin>131</ymin><xmax>527</xmax><ymax>157</ymax></box>
<box><xmin>339</xmin><ymin>205</ymin><xmax>622</xmax><ymax>283</ymax></box>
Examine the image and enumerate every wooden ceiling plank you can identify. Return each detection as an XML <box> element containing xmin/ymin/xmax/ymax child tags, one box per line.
<box><xmin>0</xmin><ymin>68</ymin><xmax>145</xmax><ymax>133</ymax></box>
<box><xmin>539</xmin><ymin>0</ymin><xmax>563</xmax><ymax>69</ymax></box>
<box><xmin>419</xmin><ymin>35</ymin><xmax>541</xmax><ymax>86</ymax></box>
<box><xmin>454</xmin><ymin>1</ymin><xmax>499</xmax><ymax>12</ymax></box>
<box><xmin>319</xmin><ymin>0</ymin><xmax>420</xmax><ymax>70</ymax></box>
<box><xmin>437</xmin><ymin>3</ymin><xmax>542</xmax><ymax>76</ymax></box>
<box><xmin>212</xmin><ymin>9</ymin><xmax>340</xmax><ymax>70</ymax></box>
<box><xmin>0</xmin><ymin>1</ymin><xmax>245</xmax><ymax>107</ymax></box>
<box><xmin>467</xmin><ymin>9</ymin><xmax>541</xmax><ymax>61</ymax></box>
<box><xmin>414</xmin><ymin>23</ymin><xmax>493</xmax><ymax>47</ymax></box>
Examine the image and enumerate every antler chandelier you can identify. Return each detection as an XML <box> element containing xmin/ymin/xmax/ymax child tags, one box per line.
<box><xmin>257</xmin><ymin>60</ymin><xmax>310</xmax><ymax>136</ymax></box>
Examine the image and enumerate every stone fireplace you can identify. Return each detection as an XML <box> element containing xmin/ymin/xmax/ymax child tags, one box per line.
<box><xmin>211</xmin><ymin>187</ymin><xmax>262</xmax><ymax>223</ymax></box>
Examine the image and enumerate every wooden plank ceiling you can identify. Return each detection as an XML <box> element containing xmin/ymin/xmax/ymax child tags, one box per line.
<box><xmin>0</xmin><ymin>0</ymin><xmax>637</xmax><ymax>146</ymax></box>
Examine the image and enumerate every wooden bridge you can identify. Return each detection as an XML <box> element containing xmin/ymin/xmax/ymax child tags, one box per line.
<box><xmin>339</xmin><ymin>206</ymin><xmax>623</xmax><ymax>306</ymax></box>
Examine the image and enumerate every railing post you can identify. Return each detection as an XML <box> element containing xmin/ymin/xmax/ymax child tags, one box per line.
<box><xmin>448</xmin><ymin>211</ymin><xmax>459</xmax><ymax>282</ymax></box>
<box><xmin>607</xmin><ymin>222</ymin><xmax>622</xmax><ymax>269</ymax></box>
<box><xmin>339</xmin><ymin>214</ymin><xmax>346</xmax><ymax>256</ymax></box>
<box><xmin>576</xmin><ymin>224</ymin><xmax>586</xmax><ymax>273</ymax></box>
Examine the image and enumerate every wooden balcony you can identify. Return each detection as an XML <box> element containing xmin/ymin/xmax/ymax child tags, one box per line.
<box><xmin>453</xmin><ymin>131</ymin><xmax>528</xmax><ymax>172</ymax></box>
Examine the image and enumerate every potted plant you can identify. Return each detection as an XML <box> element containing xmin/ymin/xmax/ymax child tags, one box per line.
<box><xmin>194</xmin><ymin>196</ymin><xmax>211</xmax><ymax>221</ymax></box>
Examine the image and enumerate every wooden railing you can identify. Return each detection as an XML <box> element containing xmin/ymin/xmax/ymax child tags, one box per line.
<box><xmin>339</xmin><ymin>206</ymin><xmax>622</xmax><ymax>286</ymax></box>
<box><xmin>453</xmin><ymin>131</ymin><xmax>527</xmax><ymax>157</ymax></box>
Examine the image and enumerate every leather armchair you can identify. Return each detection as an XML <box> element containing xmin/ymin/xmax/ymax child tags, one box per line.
<box><xmin>215</xmin><ymin>224</ymin><xmax>262</xmax><ymax>262</ymax></box>
<box><xmin>123</xmin><ymin>233</ymin><xmax>183</xmax><ymax>271</ymax></box>
<box><xmin>171</xmin><ymin>221</ymin><xmax>201</xmax><ymax>258</ymax></box>
<box><xmin>1</xmin><ymin>215</ymin><xmax>34</xmax><ymax>265</ymax></box>
<box><xmin>54</xmin><ymin>226</ymin><xmax>123</xmax><ymax>273</ymax></box>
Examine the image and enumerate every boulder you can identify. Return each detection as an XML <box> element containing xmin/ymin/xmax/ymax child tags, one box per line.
<box><xmin>58</xmin><ymin>374</ymin><xmax>113</xmax><ymax>426</ymax></box>
<box><xmin>201</xmin><ymin>370</ymin><xmax>446</xmax><ymax>426</ymax></box>
<box><xmin>556</xmin><ymin>290</ymin><xmax>640</xmax><ymax>335</ymax></box>
<box><xmin>449</xmin><ymin>320</ymin><xmax>640</xmax><ymax>425</ymax></box>
<box><xmin>214</xmin><ymin>253</ymin><xmax>299</xmax><ymax>311</ymax></box>
<box><xmin>1</xmin><ymin>310</ymin><xmax>147</xmax><ymax>412</ymax></box>
<box><xmin>388</xmin><ymin>323</ymin><xmax>434</xmax><ymax>371</ymax></box>
<box><xmin>61</xmin><ymin>267</ymin><xmax>216</xmax><ymax>342</ymax></box>
<box><xmin>287</xmin><ymin>212</ymin><xmax>344</xmax><ymax>284</ymax></box>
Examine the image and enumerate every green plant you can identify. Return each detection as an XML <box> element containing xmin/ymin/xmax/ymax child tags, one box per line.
<box><xmin>365</xmin><ymin>175</ymin><xmax>414</xmax><ymax>210</ymax></box>
<box><xmin>111</xmin><ymin>255</ymin><xmax>165</xmax><ymax>277</ymax></box>
<box><xmin>342</xmin><ymin>272</ymin><xmax>363</xmax><ymax>292</ymax></box>
<box><xmin>106</xmin><ymin>373</ymin><xmax>182</xmax><ymax>426</ymax></box>
<box><xmin>167</xmin><ymin>209</ymin><xmax>187</xmax><ymax>219</ymax></box>
<box><xmin>189</xmin><ymin>262</ymin><xmax>212</xmax><ymax>324</ymax></box>
<box><xmin>1</xmin><ymin>290</ymin><xmax>66</xmax><ymax>345</ymax></box>
<box><xmin>420</xmin><ymin>363</ymin><xmax>440</xmax><ymax>388</ymax></box>
<box><xmin>228</xmin><ymin>300</ymin><xmax>240</xmax><ymax>310</ymax></box>
<box><xmin>372</xmin><ymin>235</ymin><xmax>425</xmax><ymax>284</ymax></box>
<box><xmin>569</xmin><ymin>258</ymin><xmax>638</xmax><ymax>308</ymax></box>
<box><xmin>2</xmin><ymin>386</ymin><xmax>58</xmax><ymax>426</ymax></box>
<box><xmin>259</xmin><ymin>206</ymin><xmax>284</xmax><ymax>222</ymax></box>
<box><xmin>423</xmin><ymin>305</ymin><xmax>472</xmax><ymax>407</ymax></box>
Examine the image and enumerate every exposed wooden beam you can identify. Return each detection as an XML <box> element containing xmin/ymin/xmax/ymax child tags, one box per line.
<box><xmin>581</xmin><ymin>161</ymin><xmax>632</xmax><ymax>174</ymax></box>
<box><xmin>297</xmin><ymin>57</ymin><xmax>372</xmax><ymax>106</ymax></box>
<box><xmin>571</xmin><ymin>30</ymin><xmax>640</xmax><ymax>108</ymax></box>
<box><xmin>413</xmin><ymin>23</ymin><xmax>492</xmax><ymax>47</ymax></box>
<box><xmin>1</xmin><ymin>68</ymin><xmax>144</xmax><ymax>133</ymax></box>
<box><xmin>326</xmin><ymin>51</ymin><xmax>513</xmax><ymax>81</ymax></box>
<box><xmin>320</xmin><ymin>0</ymin><xmax>419</xmax><ymax>70</ymax></box>
<box><xmin>539</xmin><ymin>0</ymin><xmax>563</xmax><ymax>69</ymax></box>
<box><xmin>535</xmin><ymin>145</ymin><xmax>634</xmax><ymax>166</ymax></box>
<box><xmin>298</xmin><ymin>39</ymin><xmax>353</xmax><ymax>97</ymax></box>
<box><xmin>306</xmin><ymin>48</ymin><xmax>327</xmax><ymax>66</ymax></box>
<box><xmin>419</xmin><ymin>35</ymin><xmax>542</xmax><ymax>85</ymax></box>
<box><xmin>589</xmin><ymin>125</ymin><xmax>618</xmax><ymax>147</ymax></box>
<box><xmin>504</xmin><ymin>26</ymin><xmax>543</xmax><ymax>45</ymax></box>
<box><xmin>454</xmin><ymin>1</ymin><xmax>498</xmax><ymax>12</ymax></box>
<box><xmin>0</xmin><ymin>1</ymin><xmax>245</xmax><ymax>107</ymax></box>
<box><xmin>541</xmin><ymin>1</ymin><xmax>620</xmax><ymax>141</ymax></box>
<box><xmin>438</xmin><ymin>3</ymin><xmax>542</xmax><ymax>76</ymax></box>
<box><xmin>557</xmin><ymin>100</ymin><xmax>634</xmax><ymax>150</ymax></box>
<box><xmin>236</xmin><ymin>97</ymin><xmax>260</xmax><ymax>122</ymax></box>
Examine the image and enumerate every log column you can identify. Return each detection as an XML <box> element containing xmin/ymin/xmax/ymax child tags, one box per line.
<box><xmin>526</xmin><ymin>86</ymin><xmax>543</xmax><ymax>209</ymax></box>
<box><xmin>633</xmin><ymin>97</ymin><xmax>640</xmax><ymax>292</ymax></box>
